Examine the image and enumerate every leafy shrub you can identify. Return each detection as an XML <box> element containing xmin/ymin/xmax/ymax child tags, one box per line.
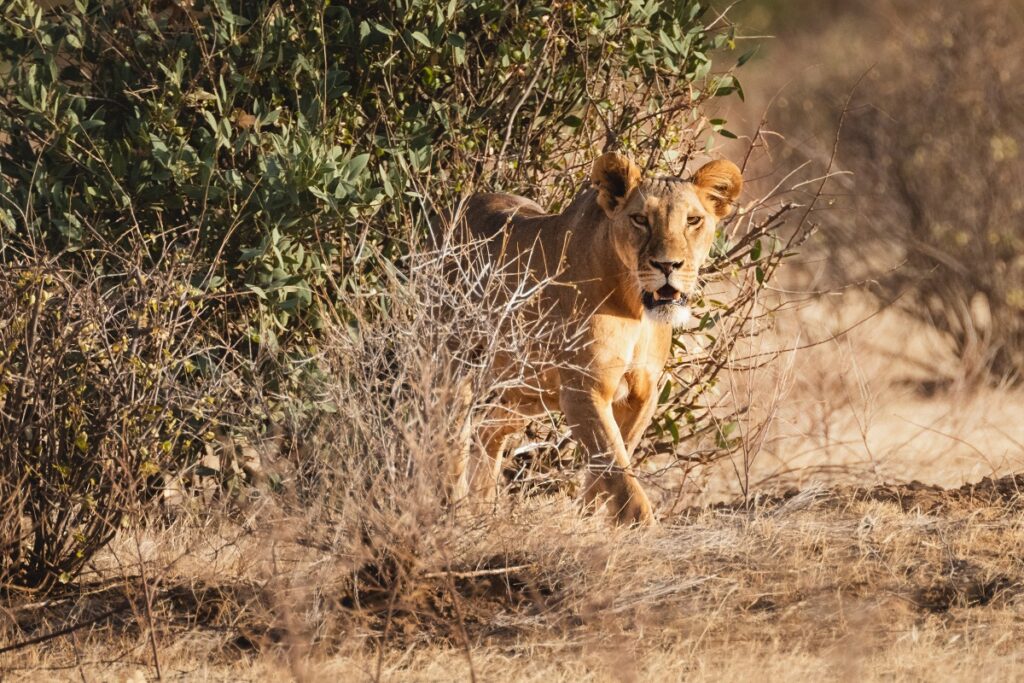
<box><xmin>0</xmin><ymin>0</ymin><xmax>807</xmax><ymax>590</ymax></box>
<box><xmin>0</xmin><ymin>0</ymin><xmax>739</xmax><ymax>338</ymax></box>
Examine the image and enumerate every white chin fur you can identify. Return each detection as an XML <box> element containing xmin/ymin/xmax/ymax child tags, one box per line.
<box><xmin>645</xmin><ymin>304</ymin><xmax>692</xmax><ymax>328</ymax></box>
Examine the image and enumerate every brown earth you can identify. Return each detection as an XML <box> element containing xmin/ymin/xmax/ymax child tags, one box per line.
<box><xmin>4</xmin><ymin>474</ymin><xmax>1024</xmax><ymax>681</ymax></box>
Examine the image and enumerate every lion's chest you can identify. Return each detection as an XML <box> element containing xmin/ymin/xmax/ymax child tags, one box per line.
<box><xmin>612</xmin><ymin>356</ymin><xmax>658</xmax><ymax>404</ymax></box>
<box><xmin>606</xmin><ymin>325</ymin><xmax>669</xmax><ymax>405</ymax></box>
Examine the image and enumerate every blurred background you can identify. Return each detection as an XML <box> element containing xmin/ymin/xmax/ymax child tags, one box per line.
<box><xmin>692</xmin><ymin>0</ymin><xmax>1024</xmax><ymax>499</ymax></box>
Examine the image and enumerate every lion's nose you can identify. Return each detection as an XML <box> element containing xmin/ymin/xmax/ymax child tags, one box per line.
<box><xmin>650</xmin><ymin>260</ymin><xmax>683</xmax><ymax>276</ymax></box>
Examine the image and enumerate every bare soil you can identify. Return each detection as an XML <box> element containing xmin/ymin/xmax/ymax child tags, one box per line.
<box><xmin>4</xmin><ymin>473</ymin><xmax>1024</xmax><ymax>681</ymax></box>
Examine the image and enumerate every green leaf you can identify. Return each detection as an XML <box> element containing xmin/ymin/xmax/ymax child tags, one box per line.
<box><xmin>246</xmin><ymin>284</ymin><xmax>268</xmax><ymax>299</ymax></box>
<box><xmin>370</xmin><ymin>21</ymin><xmax>395</xmax><ymax>37</ymax></box>
<box><xmin>308</xmin><ymin>185</ymin><xmax>332</xmax><ymax>202</ymax></box>
<box><xmin>668</xmin><ymin>419</ymin><xmax>680</xmax><ymax>443</ymax></box>
<box><xmin>750</xmin><ymin>239</ymin><xmax>762</xmax><ymax>262</ymax></box>
<box><xmin>260</xmin><ymin>109</ymin><xmax>281</xmax><ymax>126</ymax></box>
<box><xmin>344</xmin><ymin>153</ymin><xmax>371</xmax><ymax>181</ymax></box>
<box><xmin>737</xmin><ymin>46</ymin><xmax>760</xmax><ymax>67</ymax></box>
<box><xmin>659</xmin><ymin>379</ymin><xmax>673</xmax><ymax>404</ymax></box>
<box><xmin>410</xmin><ymin>31</ymin><xmax>432</xmax><ymax>48</ymax></box>
<box><xmin>715</xmin><ymin>421</ymin><xmax>740</xmax><ymax>449</ymax></box>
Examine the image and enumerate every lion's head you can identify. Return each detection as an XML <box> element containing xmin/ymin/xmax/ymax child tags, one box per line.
<box><xmin>590</xmin><ymin>152</ymin><xmax>743</xmax><ymax>327</ymax></box>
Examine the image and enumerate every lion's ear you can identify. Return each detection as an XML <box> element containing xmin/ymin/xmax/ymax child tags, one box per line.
<box><xmin>591</xmin><ymin>152</ymin><xmax>641</xmax><ymax>216</ymax></box>
<box><xmin>692</xmin><ymin>159</ymin><xmax>743</xmax><ymax>219</ymax></box>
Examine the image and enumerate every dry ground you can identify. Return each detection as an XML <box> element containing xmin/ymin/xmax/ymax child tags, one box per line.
<box><xmin>691</xmin><ymin>296</ymin><xmax>1024</xmax><ymax>504</ymax></box>
<box><xmin>8</xmin><ymin>30</ymin><xmax>1024</xmax><ymax>678</ymax></box>
<box><xmin>7</xmin><ymin>4</ymin><xmax>1023</xmax><ymax>680</ymax></box>
<box><xmin>5</xmin><ymin>472</ymin><xmax>1024</xmax><ymax>682</ymax></box>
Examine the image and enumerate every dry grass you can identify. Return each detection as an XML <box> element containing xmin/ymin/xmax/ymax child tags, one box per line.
<box><xmin>689</xmin><ymin>296</ymin><xmax>1024</xmax><ymax>505</ymax></box>
<box><xmin>4</xmin><ymin>293</ymin><xmax>1024</xmax><ymax>683</ymax></box>
<box><xmin>5</xmin><ymin>161</ymin><xmax>1024</xmax><ymax>683</ymax></box>
<box><xmin>1</xmin><ymin>13</ymin><xmax>1020</xmax><ymax>683</ymax></box>
<box><xmin>5</xmin><ymin>471</ymin><xmax>1024</xmax><ymax>681</ymax></box>
<box><xmin>6</xmin><ymin>265</ymin><xmax>1024</xmax><ymax>682</ymax></box>
<box><xmin>6</xmin><ymin>145</ymin><xmax>1024</xmax><ymax>683</ymax></box>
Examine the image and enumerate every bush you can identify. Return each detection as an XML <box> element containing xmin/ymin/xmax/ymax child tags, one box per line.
<box><xmin>0</xmin><ymin>0</ymin><xmax>739</xmax><ymax>339</ymax></box>
<box><xmin>0</xmin><ymin>0</ymin><xmax>807</xmax><ymax>590</ymax></box>
<box><xmin>0</xmin><ymin>258</ymin><xmax>226</xmax><ymax>590</ymax></box>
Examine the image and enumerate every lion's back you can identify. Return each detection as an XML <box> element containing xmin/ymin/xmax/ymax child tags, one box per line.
<box><xmin>463</xmin><ymin>192</ymin><xmax>548</xmax><ymax>239</ymax></box>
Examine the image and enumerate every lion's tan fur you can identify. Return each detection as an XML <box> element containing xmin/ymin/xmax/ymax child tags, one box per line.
<box><xmin>450</xmin><ymin>153</ymin><xmax>742</xmax><ymax>524</ymax></box>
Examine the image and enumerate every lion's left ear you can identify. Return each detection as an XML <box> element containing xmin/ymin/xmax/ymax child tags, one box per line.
<box><xmin>591</xmin><ymin>152</ymin><xmax>642</xmax><ymax>217</ymax></box>
<box><xmin>692</xmin><ymin>159</ymin><xmax>743</xmax><ymax>219</ymax></box>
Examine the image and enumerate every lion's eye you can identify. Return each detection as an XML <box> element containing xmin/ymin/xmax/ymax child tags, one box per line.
<box><xmin>687</xmin><ymin>215</ymin><xmax>703</xmax><ymax>227</ymax></box>
<box><xmin>629</xmin><ymin>213</ymin><xmax>649</xmax><ymax>229</ymax></box>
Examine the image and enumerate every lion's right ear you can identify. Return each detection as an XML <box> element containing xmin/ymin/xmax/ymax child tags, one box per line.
<box><xmin>591</xmin><ymin>152</ymin><xmax>641</xmax><ymax>217</ymax></box>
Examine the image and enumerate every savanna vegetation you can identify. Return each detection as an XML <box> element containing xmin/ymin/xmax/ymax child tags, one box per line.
<box><xmin>2</xmin><ymin>0</ymin><xmax>1023</xmax><ymax>680</ymax></box>
<box><xmin>1</xmin><ymin>0</ymin><xmax>798</xmax><ymax>592</ymax></box>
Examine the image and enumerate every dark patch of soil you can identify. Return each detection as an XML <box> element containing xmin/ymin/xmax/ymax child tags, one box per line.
<box><xmin>913</xmin><ymin>558</ymin><xmax>1022</xmax><ymax>612</ymax></box>
<box><xmin>697</xmin><ymin>473</ymin><xmax>1024</xmax><ymax>516</ymax></box>
<box><xmin>843</xmin><ymin>474</ymin><xmax>1024</xmax><ymax>513</ymax></box>
<box><xmin>916</xmin><ymin>575</ymin><xmax>1019</xmax><ymax>612</ymax></box>
<box><xmin>343</xmin><ymin>553</ymin><xmax>561</xmax><ymax>648</ymax></box>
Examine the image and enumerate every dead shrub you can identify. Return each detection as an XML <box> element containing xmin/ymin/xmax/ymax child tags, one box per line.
<box><xmin>292</xmin><ymin>231</ymin><xmax>581</xmax><ymax>566</ymax></box>
<box><xmin>0</xmin><ymin>258</ymin><xmax>227</xmax><ymax>591</ymax></box>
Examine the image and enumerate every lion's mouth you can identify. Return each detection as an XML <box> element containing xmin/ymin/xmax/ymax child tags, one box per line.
<box><xmin>642</xmin><ymin>285</ymin><xmax>686</xmax><ymax>309</ymax></box>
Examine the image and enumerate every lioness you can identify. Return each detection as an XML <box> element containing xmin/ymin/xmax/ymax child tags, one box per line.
<box><xmin>450</xmin><ymin>152</ymin><xmax>742</xmax><ymax>525</ymax></box>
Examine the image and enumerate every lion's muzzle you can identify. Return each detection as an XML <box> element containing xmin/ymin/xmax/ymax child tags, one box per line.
<box><xmin>642</xmin><ymin>285</ymin><xmax>687</xmax><ymax>310</ymax></box>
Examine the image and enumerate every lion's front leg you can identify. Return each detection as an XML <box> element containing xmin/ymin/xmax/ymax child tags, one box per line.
<box><xmin>614</xmin><ymin>385</ymin><xmax>660</xmax><ymax>461</ymax></box>
<box><xmin>560</xmin><ymin>388</ymin><xmax>655</xmax><ymax>526</ymax></box>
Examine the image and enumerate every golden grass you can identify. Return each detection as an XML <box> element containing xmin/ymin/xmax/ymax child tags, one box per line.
<box><xmin>691</xmin><ymin>296</ymin><xmax>1024</xmax><ymax>504</ymax></box>
<box><xmin>7</xmin><ymin>5</ymin><xmax>1024</xmax><ymax>678</ymax></box>
<box><xmin>5</xmin><ymin>476</ymin><xmax>1024</xmax><ymax>682</ymax></box>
